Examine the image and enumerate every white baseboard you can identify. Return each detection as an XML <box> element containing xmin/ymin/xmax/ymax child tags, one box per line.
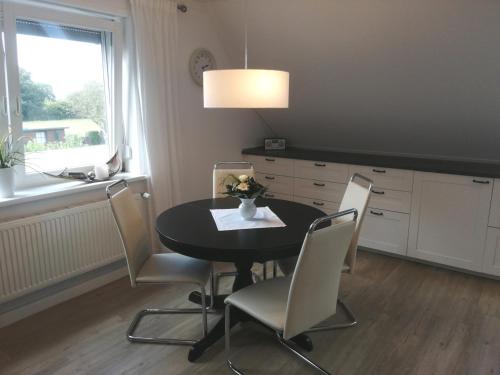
<box><xmin>0</xmin><ymin>266</ymin><xmax>128</xmax><ymax>328</ymax></box>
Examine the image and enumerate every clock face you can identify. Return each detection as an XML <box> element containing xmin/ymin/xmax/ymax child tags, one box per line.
<box><xmin>189</xmin><ymin>48</ymin><xmax>216</xmax><ymax>86</ymax></box>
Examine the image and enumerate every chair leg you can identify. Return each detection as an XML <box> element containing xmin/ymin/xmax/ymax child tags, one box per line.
<box><xmin>273</xmin><ymin>261</ymin><xmax>277</xmax><ymax>278</ymax></box>
<box><xmin>276</xmin><ymin>333</ymin><xmax>330</xmax><ymax>375</ymax></box>
<box><xmin>209</xmin><ymin>268</ymin><xmax>216</xmax><ymax>310</ymax></box>
<box><xmin>127</xmin><ymin>283</ymin><xmax>209</xmax><ymax>345</ymax></box>
<box><xmin>225</xmin><ymin>304</ymin><xmax>245</xmax><ymax>375</ymax></box>
<box><xmin>225</xmin><ymin>303</ymin><xmax>330</xmax><ymax>375</ymax></box>
<box><xmin>262</xmin><ymin>262</ymin><xmax>267</xmax><ymax>280</ymax></box>
<box><xmin>305</xmin><ymin>299</ymin><xmax>357</xmax><ymax>333</ymax></box>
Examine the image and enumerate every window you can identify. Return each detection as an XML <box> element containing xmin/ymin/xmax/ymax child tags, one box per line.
<box><xmin>17</xmin><ymin>20</ymin><xmax>109</xmax><ymax>171</ymax></box>
<box><xmin>34</xmin><ymin>131</ymin><xmax>46</xmax><ymax>144</ymax></box>
<box><xmin>1</xmin><ymin>3</ymin><xmax>123</xmax><ymax>187</ymax></box>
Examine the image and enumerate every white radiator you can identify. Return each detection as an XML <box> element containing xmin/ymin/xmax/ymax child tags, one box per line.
<box><xmin>0</xmin><ymin>200</ymin><xmax>125</xmax><ymax>304</ymax></box>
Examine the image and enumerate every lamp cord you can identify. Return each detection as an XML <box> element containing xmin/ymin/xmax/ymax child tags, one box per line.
<box><xmin>243</xmin><ymin>0</ymin><xmax>248</xmax><ymax>69</ymax></box>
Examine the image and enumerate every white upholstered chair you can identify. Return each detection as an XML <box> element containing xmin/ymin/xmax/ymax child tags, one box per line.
<box><xmin>308</xmin><ymin>173</ymin><xmax>373</xmax><ymax>331</ymax></box>
<box><xmin>212</xmin><ymin>162</ymin><xmax>273</xmax><ymax>291</ymax></box>
<box><xmin>224</xmin><ymin>209</ymin><xmax>358</xmax><ymax>375</ymax></box>
<box><xmin>107</xmin><ymin>179</ymin><xmax>213</xmax><ymax>345</ymax></box>
<box><xmin>277</xmin><ymin>173</ymin><xmax>373</xmax><ymax>331</ymax></box>
<box><xmin>338</xmin><ymin>173</ymin><xmax>373</xmax><ymax>274</ymax></box>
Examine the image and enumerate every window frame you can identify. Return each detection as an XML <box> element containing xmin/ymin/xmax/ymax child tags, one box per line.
<box><xmin>2</xmin><ymin>1</ymin><xmax>123</xmax><ymax>189</ymax></box>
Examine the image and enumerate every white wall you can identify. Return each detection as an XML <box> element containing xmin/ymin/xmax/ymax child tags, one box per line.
<box><xmin>175</xmin><ymin>0</ymin><xmax>270</xmax><ymax>202</ymax></box>
<box><xmin>209</xmin><ymin>0</ymin><xmax>500</xmax><ymax>162</ymax></box>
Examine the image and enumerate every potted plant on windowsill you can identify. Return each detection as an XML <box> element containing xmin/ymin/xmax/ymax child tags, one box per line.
<box><xmin>0</xmin><ymin>134</ymin><xmax>23</xmax><ymax>198</ymax></box>
<box><xmin>224</xmin><ymin>174</ymin><xmax>267</xmax><ymax>220</ymax></box>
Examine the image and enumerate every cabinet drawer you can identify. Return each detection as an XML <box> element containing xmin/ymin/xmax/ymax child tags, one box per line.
<box><xmin>294</xmin><ymin>178</ymin><xmax>346</xmax><ymax>203</ymax></box>
<box><xmin>256</xmin><ymin>173</ymin><xmax>293</xmax><ymax>195</ymax></box>
<box><xmin>293</xmin><ymin>196</ymin><xmax>339</xmax><ymax>214</ymax></box>
<box><xmin>359</xmin><ymin>209</ymin><xmax>410</xmax><ymax>255</ymax></box>
<box><xmin>244</xmin><ymin>155</ymin><xmax>293</xmax><ymax>176</ymax></box>
<box><xmin>294</xmin><ymin>160</ymin><xmax>349</xmax><ymax>183</ymax></box>
<box><xmin>263</xmin><ymin>192</ymin><xmax>292</xmax><ymax>201</ymax></box>
<box><xmin>369</xmin><ymin>188</ymin><xmax>411</xmax><ymax>214</ymax></box>
<box><xmin>349</xmin><ymin>165</ymin><xmax>413</xmax><ymax>192</ymax></box>
<box><xmin>488</xmin><ymin>179</ymin><xmax>500</xmax><ymax>228</ymax></box>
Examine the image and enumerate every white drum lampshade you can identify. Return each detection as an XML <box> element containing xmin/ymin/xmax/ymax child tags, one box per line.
<box><xmin>203</xmin><ymin>69</ymin><xmax>289</xmax><ymax>108</ymax></box>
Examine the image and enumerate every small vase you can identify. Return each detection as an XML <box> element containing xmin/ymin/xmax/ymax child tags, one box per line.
<box><xmin>0</xmin><ymin>167</ymin><xmax>15</xmax><ymax>198</ymax></box>
<box><xmin>239</xmin><ymin>198</ymin><xmax>257</xmax><ymax>220</ymax></box>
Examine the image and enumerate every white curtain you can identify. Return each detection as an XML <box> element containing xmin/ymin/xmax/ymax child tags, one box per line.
<box><xmin>126</xmin><ymin>0</ymin><xmax>182</xmax><ymax>219</ymax></box>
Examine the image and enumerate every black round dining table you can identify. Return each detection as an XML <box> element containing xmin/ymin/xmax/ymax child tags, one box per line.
<box><xmin>156</xmin><ymin>197</ymin><xmax>325</xmax><ymax>362</ymax></box>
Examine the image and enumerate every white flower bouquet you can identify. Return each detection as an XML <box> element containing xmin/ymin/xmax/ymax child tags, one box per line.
<box><xmin>224</xmin><ymin>174</ymin><xmax>267</xmax><ymax>199</ymax></box>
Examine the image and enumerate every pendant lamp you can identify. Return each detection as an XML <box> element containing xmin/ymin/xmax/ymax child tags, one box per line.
<box><xmin>203</xmin><ymin>1</ymin><xmax>289</xmax><ymax>108</ymax></box>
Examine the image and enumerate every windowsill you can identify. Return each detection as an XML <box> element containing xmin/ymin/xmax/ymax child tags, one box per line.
<box><xmin>0</xmin><ymin>173</ymin><xmax>148</xmax><ymax>209</ymax></box>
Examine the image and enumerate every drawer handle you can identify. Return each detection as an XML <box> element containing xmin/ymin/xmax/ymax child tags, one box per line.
<box><xmin>372</xmin><ymin>189</ymin><xmax>385</xmax><ymax>195</ymax></box>
<box><xmin>473</xmin><ymin>179</ymin><xmax>490</xmax><ymax>184</ymax></box>
<box><xmin>370</xmin><ymin>210</ymin><xmax>384</xmax><ymax>216</ymax></box>
<box><xmin>313</xmin><ymin>201</ymin><xmax>324</xmax><ymax>206</ymax></box>
<box><xmin>314</xmin><ymin>162</ymin><xmax>326</xmax><ymax>167</ymax></box>
<box><xmin>372</xmin><ymin>168</ymin><xmax>386</xmax><ymax>174</ymax></box>
<box><xmin>265</xmin><ymin>193</ymin><xmax>275</xmax><ymax>198</ymax></box>
<box><xmin>313</xmin><ymin>182</ymin><xmax>325</xmax><ymax>187</ymax></box>
<box><xmin>264</xmin><ymin>176</ymin><xmax>275</xmax><ymax>180</ymax></box>
<box><xmin>265</xmin><ymin>158</ymin><xmax>275</xmax><ymax>162</ymax></box>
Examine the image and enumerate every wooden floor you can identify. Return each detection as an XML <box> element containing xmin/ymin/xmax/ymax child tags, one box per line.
<box><xmin>1</xmin><ymin>251</ymin><xmax>500</xmax><ymax>375</ymax></box>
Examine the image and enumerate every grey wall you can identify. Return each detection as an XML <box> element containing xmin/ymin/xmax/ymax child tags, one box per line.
<box><xmin>209</xmin><ymin>0</ymin><xmax>500</xmax><ymax>161</ymax></box>
<box><xmin>176</xmin><ymin>0</ymin><xmax>271</xmax><ymax>202</ymax></box>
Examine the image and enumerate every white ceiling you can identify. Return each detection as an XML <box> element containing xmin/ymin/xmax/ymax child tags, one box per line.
<box><xmin>208</xmin><ymin>0</ymin><xmax>500</xmax><ymax>160</ymax></box>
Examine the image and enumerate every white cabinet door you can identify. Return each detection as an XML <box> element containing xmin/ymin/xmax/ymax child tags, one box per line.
<box><xmin>294</xmin><ymin>160</ymin><xmax>349</xmax><ymax>183</ymax></box>
<box><xmin>488</xmin><ymin>179</ymin><xmax>500</xmax><ymax>228</ymax></box>
<box><xmin>359</xmin><ymin>209</ymin><xmax>410</xmax><ymax>255</ymax></box>
<box><xmin>483</xmin><ymin>227</ymin><xmax>500</xmax><ymax>276</ymax></box>
<box><xmin>408</xmin><ymin>172</ymin><xmax>492</xmax><ymax>271</ymax></box>
<box><xmin>256</xmin><ymin>173</ymin><xmax>293</xmax><ymax>195</ymax></box>
<box><xmin>244</xmin><ymin>155</ymin><xmax>293</xmax><ymax>176</ymax></box>
<box><xmin>349</xmin><ymin>165</ymin><xmax>413</xmax><ymax>191</ymax></box>
<box><xmin>369</xmin><ymin>188</ymin><xmax>411</xmax><ymax>214</ymax></box>
<box><xmin>294</xmin><ymin>178</ymin><xmax>346</xmax><ymax>203</ymax></box>
<box><xmin>293</xmin><ymin>196</ymin><xmax>339</xmax><ymax>214</ymax></box>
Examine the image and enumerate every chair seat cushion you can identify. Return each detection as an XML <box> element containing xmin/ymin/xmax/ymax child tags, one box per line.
<box><xmin>136</xmin><ymin>253</ymin><xmax>211</xmax><ymax>285</ymax></box>
<box><xmin>225</xmin><ymin>276</ymin><xmax>292</xmax><ymax>332</ymax></box>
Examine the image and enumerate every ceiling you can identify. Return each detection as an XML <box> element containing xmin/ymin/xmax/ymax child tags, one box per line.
<box><xmin>208</xmin><ymin>0</ymin><xmax>500</xmax><ymax>160</ymax></box>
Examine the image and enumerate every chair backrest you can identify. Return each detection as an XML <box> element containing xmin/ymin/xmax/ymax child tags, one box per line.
<box><xmin>212</xmin><ymin>161</ymin><xmax>255</xmax><ymax>198</ymax></box>
<box><xmin>107</xmin><ymin>180</ymin><xmax>150</xmax><ymax>287</ymax></box>
<box><xmin>283</xmin><ymin>210</ymin><xmax>357</xmax><ymax>340</ymax></box>
<box><xmin>338</xmin><ymin>174</ymin><xmax>373</xmax><ymax>273</ymax></box>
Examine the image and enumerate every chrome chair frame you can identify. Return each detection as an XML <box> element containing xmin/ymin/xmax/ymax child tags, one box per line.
<box><xmin>107</xmin><ymin>179</ymin><xmax>215</xmax><ymax>345</ymax></box>
<box><xmin>225</xmin><ymin>209</ymin><xmax>358</xmax><ymax>375</ymax></box>
<box><xmin>126</xmin><ymin>283</ymin><xmax>210</xmax><ymax>345</ymax></box>
<box><xmin>212</xmin><ymin>162</ymin><xmax>274</xmax><ymax>294</ymax></box>
<box><xmin>305</xmin><ymin>173</ymin><xmax>372</xmax><ymax>333</ymax></box>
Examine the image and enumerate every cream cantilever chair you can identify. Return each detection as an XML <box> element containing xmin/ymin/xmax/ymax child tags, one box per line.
<box><xmin>107</xmin><ymin>179</ymin><xmax>213</xmax><ymax>345</ymax></box>
<box><xmin>308</xmin><ymin>173</ymin><xmax>373</xmax><ymax>332</ymax></box>
<box><xmin>225</xmin><ymin>209</ymin><xmax>358</xmax><ymax>375</ymax></box>
<box><xmin>212</xmin><ymin>161</ymin><xmax>255</xmax><ymax>199</ymax></box>
<box><xmin>213</xmin><ymin>162</ymin><xmax>272</xmax><ymax>292</ymax></box>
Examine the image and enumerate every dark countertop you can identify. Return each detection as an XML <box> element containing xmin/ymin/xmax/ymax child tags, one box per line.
<box><xmin>242</xmin><ymin>147</ymin><xmax>500</xmax><ymax>179</ymax></box>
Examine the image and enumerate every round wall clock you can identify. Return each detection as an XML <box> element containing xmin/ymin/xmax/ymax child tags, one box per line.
<box><xmin>189</xmin><ymin>48</ymin><xmax>216</xmax><ymax>87</ymax></box>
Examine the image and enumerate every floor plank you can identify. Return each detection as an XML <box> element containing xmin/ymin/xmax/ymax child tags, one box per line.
<box><xmin>1</xmin><ymin>252</ymin><xmax>500</xmax><ymax>375</ymax></box>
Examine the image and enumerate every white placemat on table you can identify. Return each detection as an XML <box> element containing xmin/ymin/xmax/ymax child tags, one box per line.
<box><xmin>210</xmin><ymin>206</ymin><xmax>286</xmax><ymax>231</ymax></box>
